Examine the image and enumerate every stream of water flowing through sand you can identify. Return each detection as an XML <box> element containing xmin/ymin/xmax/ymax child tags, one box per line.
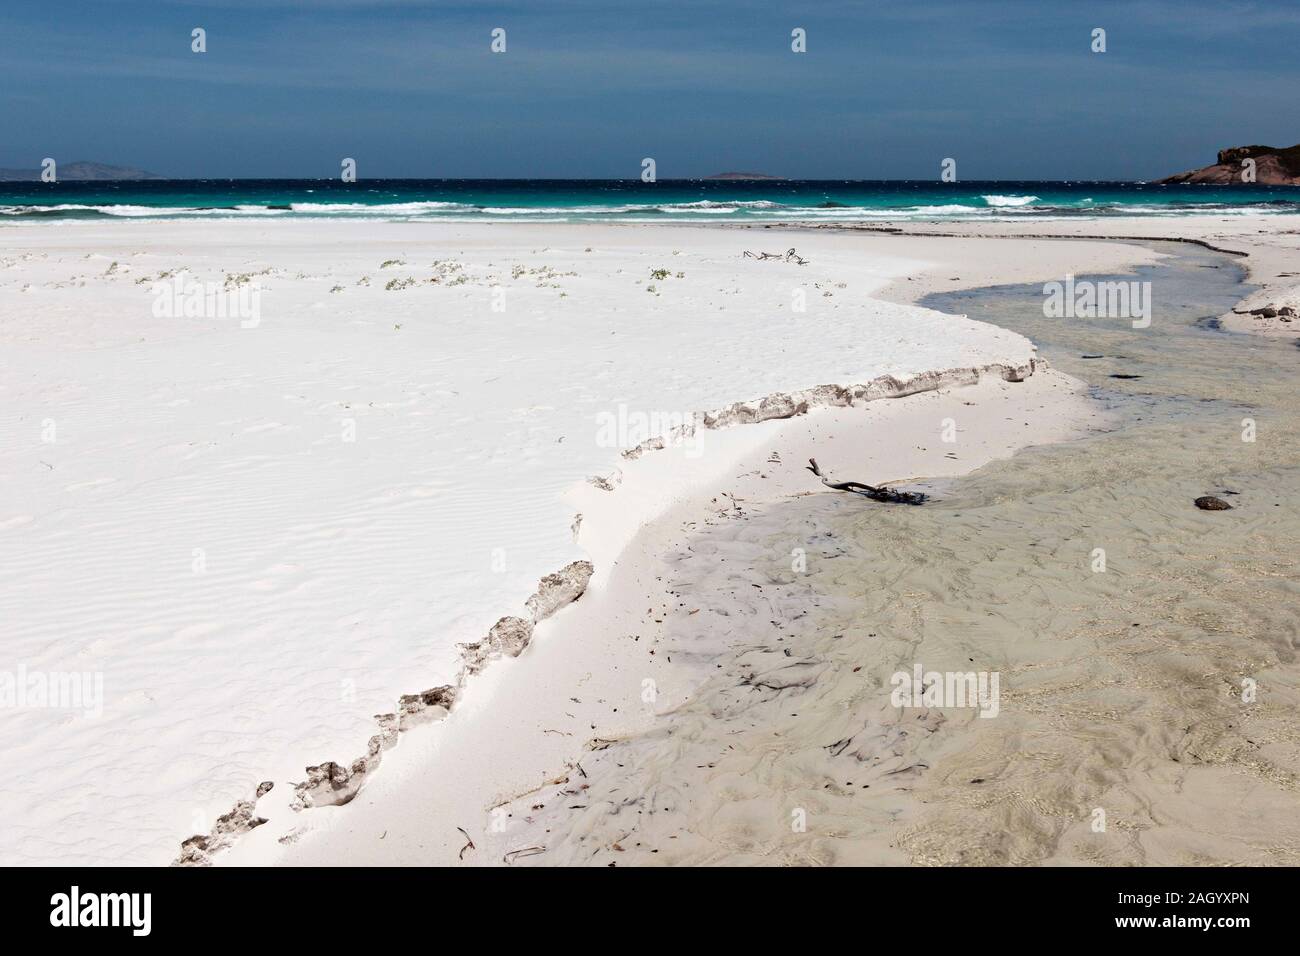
<box><xmin>508</xmin><ymin>241</ymin><xmax>1300</xmax><ymax>866</ymax></box>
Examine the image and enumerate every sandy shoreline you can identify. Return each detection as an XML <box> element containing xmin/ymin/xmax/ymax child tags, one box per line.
<box><xmin>469</xmin><ymin>220</ymin><xmax>1299</xmax><ymax>868</ymax></box>
<box><xmin>3</xmin><ymin>214</ymin><xmax>1295</xmax><ymax>866</ymax></box>
<box><xmin>243</xmin><ymin>363</ymin><xmax>1099</xmax><ymax>866</ymax></box>
<box><xmin>237</xmin><ymin>219</ymin><xmax>1254</xmax><ymax>867</ymax></box>
<box><xmin>259</xmin><ymin>216</ymin><xmax>1298</xmax><ymax>867</ymax></box>
<box><xmin>806</xmin><ymin>216</ymin><xmax>1300</xmax><ymax>337</ymax></box>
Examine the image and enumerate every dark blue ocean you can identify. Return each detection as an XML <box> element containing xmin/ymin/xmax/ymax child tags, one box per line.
<box><xmin>3</xmin><ymin>179</ymin><xmax>1298</xmax><ymax>222</ymax></box>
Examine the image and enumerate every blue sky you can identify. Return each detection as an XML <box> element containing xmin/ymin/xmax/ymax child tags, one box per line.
<box><xmin>2</xmin><ymin>0</ymin><xmax>1297</xmax><ymax>179</ymax></box>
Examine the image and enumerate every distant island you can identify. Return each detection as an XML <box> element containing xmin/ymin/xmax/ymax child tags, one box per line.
<box><xmin>702</xmin><ymin>171</ymin><xmax>787</xmax><ymax>181</ymax></box>
<box><xmin>1157</xmin><ymin>144</ymin><xmax>1300</xmax><ymax>185</ymax></box>
<box><xmin>0</xmin><ymin>161</ymin><xmax>164</xmax><ymax>182</ymax></box>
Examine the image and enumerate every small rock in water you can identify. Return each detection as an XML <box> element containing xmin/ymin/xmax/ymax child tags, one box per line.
<box><xmin>1194</xmin><ymin>496</ymin><xmax>1233</xmax><ymax>511</ymax></box>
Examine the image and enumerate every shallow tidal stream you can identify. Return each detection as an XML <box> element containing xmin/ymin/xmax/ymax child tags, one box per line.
<box><xmin>512</xmin><ymin>242</ymin><xmax>1300</xmax><ymax>866</ymax></box>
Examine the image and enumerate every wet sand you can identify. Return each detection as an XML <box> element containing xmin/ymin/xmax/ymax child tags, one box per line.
<box><xmin>493</xmin><ymin>239</ymin><xmax>1300</xmax><ymax>866</ymax></box>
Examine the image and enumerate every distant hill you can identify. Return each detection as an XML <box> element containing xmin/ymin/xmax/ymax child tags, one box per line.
<box><xmin>1157</xmin><ymin>145</ymin><xmax>1300</xmax><ymax>185</ymax></box>
<box><xmin>0</xmin><ymin>161</ymin><xmax>165</xmax><ymax>182</ymax></box>
<box><xmin>702</xmin><ymin>171</ymin><xmax>787</xmax><ymax>181</ymax></box>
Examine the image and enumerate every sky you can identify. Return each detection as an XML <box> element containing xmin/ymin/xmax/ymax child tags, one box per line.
<box><xmin>1</xmin><ymin>0</ymin><xmax>1297</xmax><ymax>180</ymax></box>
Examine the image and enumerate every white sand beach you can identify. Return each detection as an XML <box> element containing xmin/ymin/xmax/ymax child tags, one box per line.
<box><xmin>2</xmin><ymin>215</ymin><xmax>1296</xmax><ymax>867</ymax></box>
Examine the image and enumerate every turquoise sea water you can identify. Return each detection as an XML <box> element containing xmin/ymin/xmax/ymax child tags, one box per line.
<box><xmin>3</xmin><ymin>179</ymin><xmax>1298</xmax><ymax>223</ymax></box>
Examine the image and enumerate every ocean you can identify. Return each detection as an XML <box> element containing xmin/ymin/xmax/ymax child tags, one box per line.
<box><xmin>3</xmin><ymin>179</ymin><xmax>1299</xmax><ymax>222</ymax></box>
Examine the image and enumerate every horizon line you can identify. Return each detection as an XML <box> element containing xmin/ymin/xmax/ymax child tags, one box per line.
<box><xmin>5</xmin><ymin>176</ymin><xmax>1182</xmax><ymax>185</ymax></box>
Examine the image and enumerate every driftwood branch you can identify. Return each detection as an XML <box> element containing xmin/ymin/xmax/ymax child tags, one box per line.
<box><xmin>456</xmin><ymin>826</ymin><xmax>476</xmax><ymax>861</ymax></box>
<box><xmin>806</xmin><ymin>458</ymin><xmax>928</xmax><ymax>505</ymax></box>
<box><xmin>743</xmin><ymin>247</ymin><xmax>808</xmax><ymax>265</ymax></box>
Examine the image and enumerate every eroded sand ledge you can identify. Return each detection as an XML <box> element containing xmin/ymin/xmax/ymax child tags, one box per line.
<box><xmin>189</xmin><ymin>356</ymin><xmax>1043</xmax><ymax>865</ymax></box>
<box><xmin>250</xmin><ymin>360</ymin><xmax>1098</xmax><ymax>866</ymax></box>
